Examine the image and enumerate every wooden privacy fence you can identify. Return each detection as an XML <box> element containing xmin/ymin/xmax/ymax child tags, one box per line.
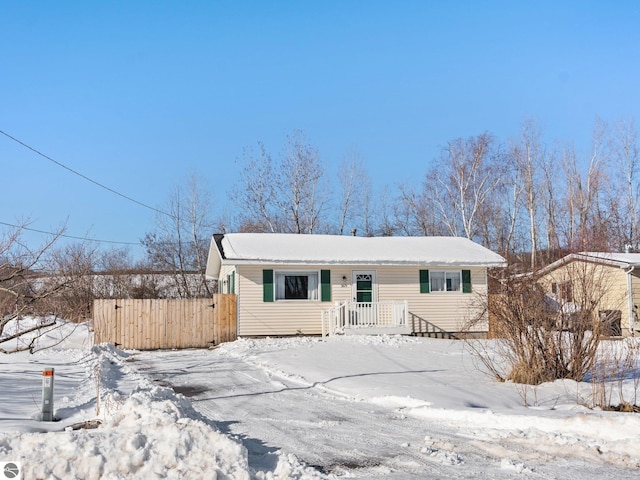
<box><xmin>93</xmin><ymin>295</ymin><xmax>236</xmax><ymax>349</ymax></box>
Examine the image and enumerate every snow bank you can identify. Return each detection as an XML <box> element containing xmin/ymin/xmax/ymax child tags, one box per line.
<box><xmin>0</xmin><ymin>320</ymin><xmax>327</xmax><ymax>479</ymax></box>
<box><xmin>1</xmin><ymin>342</ymin><xmax>249</xmax><ymax>479</ymax></box>
<box><xmin>8</xmin><ymin>387</ymin><xmax>251</xmax><ymax>479</ymax></box>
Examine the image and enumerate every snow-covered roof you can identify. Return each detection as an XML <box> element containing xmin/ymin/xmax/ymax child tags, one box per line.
<box><xmin>577</xmin><ymin>252</ymin><xmax>640</xmax><ymax>267</ymax></box>
<box><xmin>206</xmin><ymin>233</ymin><xmax>506</xmax><ymax>277</ymax></box>
<box><xmin>538</xmin><ymin>251</ymin><xmax>640</xmax><ymax>276</ymax></box>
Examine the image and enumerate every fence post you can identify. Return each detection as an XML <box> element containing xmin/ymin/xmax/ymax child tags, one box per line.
<box><xmin>334</xmin><ymin>301</ymin><xmax>341</xmax><ymax>335</ymax></box>
<box><xmin>41</xmin><ymin>368</ymin><xmax>55</xmax><ymax>421</ymax></box>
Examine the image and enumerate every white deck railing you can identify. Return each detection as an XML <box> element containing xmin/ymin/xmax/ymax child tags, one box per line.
<box><xmin>321</xmin><ymin>300</ymin><xmax>409</xmax><ymax>336</ymax></box>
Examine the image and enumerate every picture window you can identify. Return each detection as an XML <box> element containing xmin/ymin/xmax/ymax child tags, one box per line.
<box><xmin>275</xmin><ymin>271</ymin><xmax>319</xmax><ymax>300</ymax></box>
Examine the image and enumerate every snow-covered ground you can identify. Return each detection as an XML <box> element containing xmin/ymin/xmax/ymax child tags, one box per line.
<box><xmin>1</xmin><ymin>319</ymin><xmax>640</xmax><ymax>479</ymax></box>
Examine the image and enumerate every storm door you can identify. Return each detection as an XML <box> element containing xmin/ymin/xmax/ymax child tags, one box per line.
<box><xmin>351</xmin><ymin>271</ymin><xmax>377</xmax><ymax>324</ymax></box>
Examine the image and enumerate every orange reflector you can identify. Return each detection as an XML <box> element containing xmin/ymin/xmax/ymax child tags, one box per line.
<box><xmin>42</xmin><ymin>369</ymin><xmax>54</xmax><ymax>376</ymax></box>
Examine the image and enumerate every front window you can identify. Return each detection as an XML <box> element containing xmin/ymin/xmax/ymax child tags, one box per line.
<box><xmin>430</xmin><ymin>271</ymin><xmax>461</xmax><ymax>292</ymax></box>
<box><xmin>275</xmin><ymin>271</ymin><xmax>319</xmax><ymax>300</ymax></box>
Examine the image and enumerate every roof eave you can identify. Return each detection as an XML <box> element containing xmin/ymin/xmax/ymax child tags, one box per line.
<box><xmin>221</xmin><ymin>258</ymin><xmax>507</xmax><ymax>268</ymax></box>
<box><xmin>204</xmin><ymin>235</ymin><xmax>225</xmax><ymax>279</ymax></box>
<box><xmin>536</xmin><ymin>252</ymin><xmax>640</xmax><ymax>277</ymax></box>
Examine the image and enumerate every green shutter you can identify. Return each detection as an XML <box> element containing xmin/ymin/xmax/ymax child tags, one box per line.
<box><xmin>321</xmin><ymin>270</ymin><xmax>331</xmax><ymax>302</ymax></box>
<box><xmin>420</xmin><ymin>270</ymin><xmax>430</xmax><ymax>293</ymax></box>
<box><xmin>263</xmin><ymin>269</ymin><xmax>274</xmax><ymax>302</ymax></box>
<box><xmin>231</xmin><ymin>271</ymin><xmax>235</xmax><ymax>294</ymax></box>
<box><xmin>462</xmin><ymin>269</ymin><xmax>472</xmax><ymax>293</ymax></box>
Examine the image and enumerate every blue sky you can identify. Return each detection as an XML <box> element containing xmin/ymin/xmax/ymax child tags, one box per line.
<box><xmin>2</xmin><ymin>1</ymin><xmax>639</xmax><ymax>258</ymax></box>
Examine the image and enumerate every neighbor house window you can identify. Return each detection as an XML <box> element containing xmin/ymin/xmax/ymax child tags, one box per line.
<box><xmin>275</xmin><ymin>271</ymin><xmax>319</xmax><ymax>300</ymax></box>
<box><xmin>552</xmin><ymin>281</ymin><xmax>573</xmax><ymax>302</ymax></box>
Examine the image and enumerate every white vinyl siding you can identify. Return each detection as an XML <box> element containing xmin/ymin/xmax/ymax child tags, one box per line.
<box><xmin>219</xmin><ymin>264</ymin><xmax>237</xmax><ymax>294</ymax></box>
<box><xmin>234</xmin><ymin>264</ymin><xmax>488</xmax><ymax>336</ymax></box>
<box><xmin>237</xmin><ymin>266</ymin><xmax>327</xmax><ymax>336</ymax></box>
<box><xmin>376</xmin><ymin>267</ymin><xmax>486</xmax><ymax>333</ymax></box>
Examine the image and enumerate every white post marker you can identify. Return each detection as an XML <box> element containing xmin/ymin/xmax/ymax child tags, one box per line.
<box><xmin>41</xmin><ymin>368</ymin><xmax>55</xmax><ymax>421</ymax></box>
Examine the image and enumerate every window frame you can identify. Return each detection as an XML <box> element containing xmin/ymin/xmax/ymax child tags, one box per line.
<box><xmin>552</xmin><ymin>281</ymin><xmax>573</xmax><ymax>302</ymax></box>
<box><xmin>429</xmin><ymin>270</ymin><xmax>463</xmax><ymax>293</ymax></box>
<box><xmin>274</xmin><ymin>270</ymin><xmax>321</xmax><ymax>301</ymax></box>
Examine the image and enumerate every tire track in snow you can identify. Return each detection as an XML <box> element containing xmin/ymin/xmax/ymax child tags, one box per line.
<box><xmin>133</xmin><ymin>350</ymin><xmax>475</xmax><ymax>477</ymax></box>
<box><xmin>133</xmin><ymin>349</ymin><xmax>635</xmax><ymax>479</ymax></box>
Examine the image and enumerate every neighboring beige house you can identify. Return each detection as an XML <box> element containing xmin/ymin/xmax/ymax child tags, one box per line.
<box><xmin>205</xmin><ymin>233</ymin><xmax>507</xmax><ymax>337</ymax></box>
<box><xmin>536</xmin><ymin>252</ymin><xmax>640</xmax><ymax>336</ymax></box>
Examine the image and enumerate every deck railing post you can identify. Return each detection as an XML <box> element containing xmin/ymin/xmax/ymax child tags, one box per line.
<box><xmin>404</xmin><ymin>300</ymin><xmax>409</xmax><ymax>326</ymax></box>
<box><xmin>322</xmin><ymin>311</ymin><xmax>326</xmax><ymax>337</ymax></box>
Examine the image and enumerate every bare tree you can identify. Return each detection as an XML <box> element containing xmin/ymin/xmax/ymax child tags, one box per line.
<box><xmin>92</xmin><ymin>246</ymin><xmax>147</xmax><ymax>299</ymax></box>
<box><xmin>361</xmin><ymin>175</ymin><xmax>376</xmax><ymax>237</ymax></box>
<box><xmin>428</xmin><ymin>133</ymin><xmax>506</xmax><ymax>243</ymax></box>
<box><xmin>48</xmin><ymin>241</ymin><xmax>99</xmax><ymax>321</ymax></box>
<box><xmin>142</xmin><ymin>174</ymin><xmax>215</xmax><ymax>298</ymax></box>
<box><xmin>561</xmin><ymin>120</ymin><xmax>610</xmax><ymax>250</ymax></box>
<box><xmin>277</xmin><ymin>130</ymin><xmax>326</xmax><ymax>233</ymax></box>
<box><xmin>396</xmin><ymin>182</ymin><xmax>447</xmax><ymax>236</ymax></box>
<box><xmin>336</xmin><ymin>149</ymin><xmax>369</xmax><ymax>235</ymax></box>
<box><xmin>374</xmin><ymin>186</ymin><xmax>396</xmax><ymax>236</ymax></box>
<box><xmin>496</xmin><ymin>164</ymin><xmax>524</xmax><ymax>262</ymax></box>
<box><xmin>235</xmin><ymin>130</ymin><xmax>327</xmax><ymax>234</ymax></box>
<box><xmin>0</xmin><ymin>222</ymin><xmax>89</xmax><ymax>353</ymax></box>
<box><xmin>229</xmin><ymin>117</ymin><xmax>640</xmax><ymax>257</ymax></box>
<box><xmin>539</xmin><ymin>147</ymin><xmax>563</xmax><ymax>262</ymax></box>
<box><xmin>611</xmin><ymin>117</ymin><xmax>640</xmax><ymax>248</ymax></box>
<box><xmin>235</xmin><ymin>142</ymin><xmax>279</xmax><ymax>233</ymax></box>
<box><xmin>510</xmin><ymin>119</ymin><xmax>545</xmax><ymax>268</ymax></box>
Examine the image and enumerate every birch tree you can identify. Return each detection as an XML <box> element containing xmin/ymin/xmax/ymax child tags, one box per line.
<box><xmin>510</xmin><ymin>119</ymin><xmax>544</xmax><ymax>268</ymax></box>
<box><xmin>430</xmin><ymin>133</ymin><xmax>505</xmax><ymax>243</ymax></box>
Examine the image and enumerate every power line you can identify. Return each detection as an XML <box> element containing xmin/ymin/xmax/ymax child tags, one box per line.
<box><xmin>0</xmin><ymin>220</ymin><xmax>208</xmax><ymax>248</ymax></box>
<box><xmin>0</xmin><ymin>129</ymin><xmax>172</xmax><ymax>219</ymax></box>
<box><xmin>0</xmin><ymin>220</ymin><xmax>141</xmax><ymax>246</ymax></box>
<box><xmin>1</xmin><ymin>129</ymin><xmax>219</xmax><ymax>241</ymax></box>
